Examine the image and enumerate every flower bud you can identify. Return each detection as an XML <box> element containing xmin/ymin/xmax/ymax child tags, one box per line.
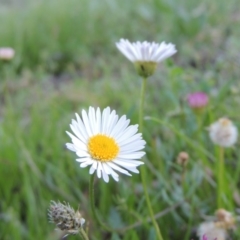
<box><xmin>176</xmin><ymin>151</ymin><xmax>189</xmax><ymax>167</ymax></box>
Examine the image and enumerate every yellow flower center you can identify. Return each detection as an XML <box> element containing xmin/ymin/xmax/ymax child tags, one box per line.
<box><xmin>87</xmin><ymin>134</ymin><xmax>119</xmax><ymax>162</ymax></box>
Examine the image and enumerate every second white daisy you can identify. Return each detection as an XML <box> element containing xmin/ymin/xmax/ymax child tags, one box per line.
<box><xmin>66</xmin><ymin>107</ymin><xmax>146</xmax><ymax>183</ymax></box>
<box><xmin>116</xmin><ymin>39</ymin><xmax>177</xmax><ymax>77</ymax></box>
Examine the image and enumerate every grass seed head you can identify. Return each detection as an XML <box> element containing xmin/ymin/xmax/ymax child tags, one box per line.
<box><xmin>48</xmin><ymin>201</ymin><xmax>85</xmax><ymax>235</ymax></box>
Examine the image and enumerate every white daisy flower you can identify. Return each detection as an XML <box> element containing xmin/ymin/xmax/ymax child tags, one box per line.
<box><xmin>66</xmin><ymin>107</ymin><xmax>146</xmax><ymax>183</ymax></box>
<box><xmin>116</xmin><ymin>39</ymin><xmax>177</xmax><ymax>77</ymax></box>
<box><xmin>209</xmin><ymin>118</ymin><xmax>238</xmax><ymax>147</ymax></box>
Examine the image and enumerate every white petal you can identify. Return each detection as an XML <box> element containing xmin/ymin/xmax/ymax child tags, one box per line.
<box><xmin>118</xmin><ymin>151</ymin><xmax>146</xmax><ymax>159</ymax></box>
<box><xmin>71</xmin><ymin>119</ymin><xmax>88</xmax><ymax>143</ymax></box>
<box><xmin>108</xmin><ymin>167</ymin><xmax>119</xmax><ymax>182</ymax></box>
<box><xmin>89</xmin><ymin>161</ymin><xmax>98</xmax><ymax>174</ymax></box>
<box><xmin>113</xmin><ymin>159</ymin><xmax>144</xmax><ymax>167</ymax></box>
<box><xmin>80</xmin><ymin>161</ymin><xmax>94</xmax><ymax>168</ymax></box>
<box><xmin>101</xmin><ymin>107</ymin><xmax>111</xmax><ymax>134</ymax></box>
<box><xmin>118</xmin><ymin>39</ymin><xmax>140</xmax><ymax>61</ymax></box>
<box><xmin>102</xmin><ymin>167</ymin><xmax>109</xmax><ymax>183</ymax></box>
<box><xmin>76</xmin><ymin>158</ymin><xmax>91</xmax><ymax>163</ymax></box>
<box><xmin>105</xmin><ymin>110</ymin><xmax>118</xmax><ymax>135</ymax></box>
<box><xmin>66</xmin><ymin>131</ymin><xmax>87</xmax><ymax>151</ymax></box>
<box><xmin>76</xmin><ymin>150</ymin><xmax>90</xmax><ymax>158</ymax></box>
<box><xmin>75</xmin><ymin>113</ymin><xmax>89</xmax><ymax>141</ymax></box>
<box><xmin>66</xmin><ymin>143</ymin><xmax>76</xmax><ymax>152</ymax></box>
<box><xmin>88</xmin><ymin>107</ymin><xmax>97</xmax><ymax>135</ymax></box>
<box><xmin>70</xmin><ymin>122</ymin><xmax>86</xmax><ymax>143</ymax></box>
<box><xmin>120</xmin><ymin>140</ymin><xmax>146</xmax><ymax>152</ymax></box>
<box><xmin>96</xmin><ymin>107</ymin><xmax>102</xmax><ymax>133</ymax></box>
<box><xmin>107</xmin><ymin>162</ymin><xmax>132</xmax><ymax>176</ymax></box>
<box><xmin>111</xmin><ymin>117</ymin><xmax>130</xmax><ymax>139</ymax></box>
<box><xmin>118</xmin><ymin>133</ymin><xmax>144</xmax><ymax>147</ymax></box>
<box><xmin>117</xmin><ymin>125</ymin><xmax>139</xmax><ymax>143</ymax></box>
<box><xmin>116</xmin><ymin>43</ymin><xmax>135</xmax><ymax>62</ymax></box>
<box><xmin>82</xmin><ymin>109</ymin><xmax>93</xmax><ymax>137</ymax></box>
<box><xmin>125</xmin><ymin>166</ymin><xmax>139</xmax><ymax>173</ymax></box>
<box><xmin>102</xmin><ymin>163</ymin><xmax>111</xmax><ymax>174</ymax></box>
<box><xmin>97</xmin><ymin>162</ymin><xmax>102</xmax><ymax>178</ymax></box>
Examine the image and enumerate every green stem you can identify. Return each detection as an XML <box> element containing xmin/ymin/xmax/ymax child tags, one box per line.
<box><xmin>89</xmin><ymin>174</ymin><xmax>115</xmax><ymax>232</ymax></box>
<box><xmin>196</xmin><ymin>111</ymin><xmax>202</xmax><ymax>131</ymax></box>
<box><xmin>217</xmin><ymin>147</ymin><xmax>225</xmax><ymax>208</ymax></box>
<box><xmin>138</xmin><ymin>77</ymin><xmax>147</xmax><ymax>132</ymax></box>
<box><xmin>139</xmin><ymin>77</ymin><xmax>164</xmax><ymax>240</ymax></box>
<box><xmin>181</xmin><ymin>165</ymin><xmax>186</xmax><ymax>187</ymax></box>
<box><xmin>79</xmin><ymin>228</ymin><xmax>89</xmax><ymax>240</ymax></box>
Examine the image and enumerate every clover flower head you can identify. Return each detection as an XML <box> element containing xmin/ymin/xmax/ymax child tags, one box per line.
<box><xmin>187</xmin><ymin>92</ymin><xmax>209</xmax><ymax>109</ymax></box>
<box><xmin>202</xmin><ymin>235</ymin><xmax>208</xmax><ymax>240</ymax></box>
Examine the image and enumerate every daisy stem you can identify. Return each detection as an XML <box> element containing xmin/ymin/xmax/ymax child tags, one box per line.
<box><xmin>79</xmin><ymin>228</ymin><xmax>89</xmax><ymax>240</ymax></box>
<box><xmin>138</xmin><ymin>77</ymin><xmax>147</xmax><ymax>132</ymax></box>
<box><xmin>139</xmin><ymin>77</ymin><xmax>164</xmax><ymax>240</ymax></box>
<box><xmin>89</xmin><ymin>174</ymin><xmax>114</xmax><ymax>232</ymax></box>
<box><xmin>217</xmin><ymin>146</ymin><xmax>225</xmax><ymax>208</ymax></box>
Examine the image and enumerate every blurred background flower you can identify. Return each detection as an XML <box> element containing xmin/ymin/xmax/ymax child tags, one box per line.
<box><xmin>0</xmin><ymin>47</ymin><xmax>15</xmax><ymax>61</ymax></box>
<box><xmin>187</xmin><ymin>91</ymin><xmax>209</xmax><ymax>110</ymax></box>
<box><xmin>116</xmin><ymin>39</ymin><xmax>177</xmax><ymax>77</ymax></box>
<box><xmin>209</xmin><ymin>118</ymin><xmax>238</xmax><ymax>147</ymax></box>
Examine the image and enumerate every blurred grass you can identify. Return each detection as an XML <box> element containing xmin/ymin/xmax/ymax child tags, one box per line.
<box><xmin>1</xmin><ymin>0</ymin><xmax>240</xmax><ymax>239</ymax></box>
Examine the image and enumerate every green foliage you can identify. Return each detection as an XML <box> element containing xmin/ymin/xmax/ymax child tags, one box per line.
<box><xmin>1</xmin><ymin>0</ymin><xmax>240</xmax><ymax>239</ymax></box>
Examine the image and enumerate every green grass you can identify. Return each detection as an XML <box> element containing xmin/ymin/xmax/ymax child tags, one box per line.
<box><xmin>1</xmin><ymin>0</ymin><xmax>240</xmax><ymax>239</ymax></box>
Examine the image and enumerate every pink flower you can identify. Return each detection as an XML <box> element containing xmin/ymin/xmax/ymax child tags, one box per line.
<box><xmin>202</xmin><ymin>234</ymin><xmax>217</xmax><ymax>240</ymax></box>
<box><xmin>202</xmin><ymin>235</ymin><xmax>208</xmax><ymax>240</ymax></box>
<box><xmin>187</xmin><ymin>92</ymin><xmax>209</xmax><ymax>109</ymax></box>
<box><xmin>0</xmin><ymin>47</ymin><xmax>15</xmax><ymax>60</ymax></box>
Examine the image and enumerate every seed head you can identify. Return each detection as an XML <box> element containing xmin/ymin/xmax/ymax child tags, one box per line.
<box><xmin>215</xmin><ymin>208</ymin><xmax>235</xmax><ymax>230</ymax></box>
<box><xmin>208</xmin><ymin>118</ymin><xmax>238</xmax><ymax>147</ymax></box>
<box><xmin>197</xmin><ymin>221</ymin><xmax>226</xmax><ymax>240</ymax></box>
<box><xmin>48</xmin><ymin>201</ymin><xmax>85</xmax><ymax>235</ymax></box>
<box><xmin>176</xmin><ymin>151</ymin><xmax>189</xmax><ymax>167</ymax></box>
